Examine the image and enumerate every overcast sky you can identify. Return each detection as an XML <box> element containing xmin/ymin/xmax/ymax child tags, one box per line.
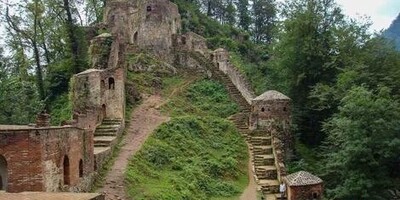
<box><xmin>336</xmin><ymin>0</ymin><xmax>400</xmax><ymax>32</ymax></box>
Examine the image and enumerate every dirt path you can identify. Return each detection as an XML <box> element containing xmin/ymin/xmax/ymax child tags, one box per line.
<box><xmin>98</xmin><ymin>95</ymin><xmax>169</xmax><ymax>200</ymax></box>
<box><xmin>240</xmin><ymin>147</ymin><xmax>258</xmax><ymax>200</ymax></box>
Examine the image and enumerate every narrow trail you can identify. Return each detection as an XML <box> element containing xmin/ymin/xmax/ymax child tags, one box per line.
<box><xmin>240</xmin><ymin>147</ymin><xmax>258</xmax><ymax>200</ymax></box>
<box><xmin>98</xmin><ymin>95</ymin><xmax>170</xmax><ymax>200</ymax></box>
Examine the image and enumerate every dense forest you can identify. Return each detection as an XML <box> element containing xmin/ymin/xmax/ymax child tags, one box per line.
<box><xmin>0</xmin><ymin>0</ymin><xmax>399</xmax><ymax>199</ymax></box>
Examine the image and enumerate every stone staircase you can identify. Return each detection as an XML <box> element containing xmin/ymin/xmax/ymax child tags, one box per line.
<box><xmin>249</xmin><ymin>130</ymin><xmax>281</xmax><ymax>197</ymax></box>
<box><xmin>93</xmin><ymin>118</ymin><xmax>123</xmax><ymax>170</ymax></box>
<box><xmin>189</xmin><ymin>51</ymin><xmax>283</xmax><ymax>199</ymax></box>
<box><xmin>189</xmin><ymin>51</ymin><xmax>251</xmax><ymax>114</ymax></box>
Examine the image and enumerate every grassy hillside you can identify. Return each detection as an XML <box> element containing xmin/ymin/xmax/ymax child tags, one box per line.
<box><xmin>125</xmin><ymin>77</ymin><xmax>248</xmax><ymax>200</ymax></box>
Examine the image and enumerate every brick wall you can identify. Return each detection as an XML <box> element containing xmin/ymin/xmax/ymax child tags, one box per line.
<box><xmin>0</xmin><ymin>126</ymin><xmax>95</xmax><ymax>193</ymax></box>
<box><xmin>0</xmin><ymin>130</ymin><xmax>44</xmax><ymax>192</ymax></box>
<box><xmin>252</xmin><ymin>100</ymin><xmax>291</xmax><ymax>128</ymax></box>
<box><xmin>212</xmin><ymin>48</ymin><xmax>256</xmax><ymax>104</ymax></box>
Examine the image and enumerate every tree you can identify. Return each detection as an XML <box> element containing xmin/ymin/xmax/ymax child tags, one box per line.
<box><xmin>225</xmin><ymin>1</ymin><xmax>236</xmax><ymax>26</ymax></box>
<box><xmin>252</xmin><ymin>0</ymin><xmax>276</xmax><ymax>43</ymax></box>
<box><xmin>322</xmin><ymin>87</ymin><xmax>400</xmax><ymax>199</ymax></box>
<box><xmin>269</xmin><ymin>0</ymin><xmax>347</xmax><ymax>145</ymax></box>
<box><xmin>4</xmin><ymin>1</ymin><xmax>46</xmax><ymax>100</ymax></box>
<box><xmin>236</xmin><ymin>0</ymin><xmax>251</xmax><ymax>31</ymax></box>
<box><xmin>84</xmin><ymin>0</ymin><xmax>106</xmax><ymax>24</ymax></box>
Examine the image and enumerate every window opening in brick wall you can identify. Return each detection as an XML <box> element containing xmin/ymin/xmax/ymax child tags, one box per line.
<box><xmin>0</xmin><ymin>155</ymin><xmax>6</xmax><ymax>191</ymax></box>
<box><xmin>63</xmin><ymin>155</ymin><xmax>70</xmax><ymax>185</ymax></box>
<box><xmin>79</xmin><ymin>159</ymin><xmax>83</xmax><ymax>178</ymax></box>
<box><xmin>108</xmin><ymin>77</ymin><xmax>115</xmax><ymax>90</ymax></box>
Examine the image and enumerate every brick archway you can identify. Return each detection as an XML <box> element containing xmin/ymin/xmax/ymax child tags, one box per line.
<box><xmin>0</xmin><ymin>155</ymin><xmax>7</xmax><ymax>191</ymax></box>
<box><xmin>63</xmin><ymin>155</ymin><xmax>70</xmax><ymax>185</ymax></box>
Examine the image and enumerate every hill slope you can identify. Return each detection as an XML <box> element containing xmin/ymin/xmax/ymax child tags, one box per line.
<box><xmin>125</xmin><ymin>77</ymin><xmax>248</xmax><ymax>200</ymax></box>
<box><xmin>384</xmin><ymin>13</ymin><xmax>400</xmax><ymax>50</ymax></box>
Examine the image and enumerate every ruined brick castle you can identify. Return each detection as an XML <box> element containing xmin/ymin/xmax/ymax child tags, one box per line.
<box><xmin>0</xmin><ymin>0</ymin><xmax>322</xmax><ymax>199</ymax></box>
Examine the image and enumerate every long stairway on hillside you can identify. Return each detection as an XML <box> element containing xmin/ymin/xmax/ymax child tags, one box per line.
<box><xmin>190</xmin><ymin>52</ymin><xmax>283</xmax><ymax>200</ymax></box>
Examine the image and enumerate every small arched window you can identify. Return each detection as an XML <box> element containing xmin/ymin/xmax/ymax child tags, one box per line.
<box><xmin>283</xmin><ymin>107</ymin><xmax>287</xmax><ymax>112</ymax></box>
<box><xmin>312</xmin><ymin>192</ymin><xmax>319</xmax><ymax>199</ymax></box>
<box><xmin>108</xmin><ymin>77</ymin><xmax>115</xmax><ymax>90</ymax></box>
<box><xmin>261</xmin><ymin>107</ymin><xmax>265</xmax><ymax>112</ymax></box>
<box><xmin>79</xmin><ymin>159</ymin><xmax>83</xmax><ymax>178</ymax></box>
<box><xmin>147</xmin><ymin>5</ymin><xmax>152</xmax><ymax>12</ymax></box>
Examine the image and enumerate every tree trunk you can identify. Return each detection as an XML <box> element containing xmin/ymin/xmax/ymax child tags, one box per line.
<box><xmin>33</xmin><ymin>0</ymin><xmax>45</xmax><ymax>100</ymax></box>
<box><xmin>63</xmin><ymin>0</ymin><xmax>81</xmax><ymax>74</ymax></box>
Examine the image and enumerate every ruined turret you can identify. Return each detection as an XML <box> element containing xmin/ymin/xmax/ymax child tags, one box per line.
<box><xmin>249</xmin><ymin>90</ymin><xmax>291</xmax><ymax>130</ymax></box>
<box><xmin>103</xmin><ymin>0</ymin><xmax>181</xmax><ymax>62</ymax></box>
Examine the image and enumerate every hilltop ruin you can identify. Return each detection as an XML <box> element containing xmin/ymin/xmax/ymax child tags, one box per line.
<box><xmin>0</xmin><ymin>0</ymin><xmax>322</xmax><ymax>199</ymax></box>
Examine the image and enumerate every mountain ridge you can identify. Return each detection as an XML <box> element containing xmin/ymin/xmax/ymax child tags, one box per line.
<box><xmin>384</xmin><ymin>13</ymin><xmax>400</xmax><ymax>50</ymax></box>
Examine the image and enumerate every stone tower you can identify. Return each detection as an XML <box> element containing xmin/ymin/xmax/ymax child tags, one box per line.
<box><xmin>249</xmin><ymin>90</ymin><xmax>291</xmax><ymax>130</ymax></box>
<box><xmin>104</xmin><ymin>0</ymin><xmax>181</xmax><ymax>61</ymax></box>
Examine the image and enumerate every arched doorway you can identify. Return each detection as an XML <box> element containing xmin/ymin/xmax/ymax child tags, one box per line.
<box><xmin>63</xmin><ymin>155</ymin><xmax>70</xmax><ymax>185</ymax></box>
<box><xmin>108</xmin><ymin>77</ymin><xmax>115</xmax><ymax>90</ymax></box>
<box><xmin>134</xmin><ymin>32</ymin><xmax>138</xmax><ymax>43</ymax></box>
<box><xmin>79</xmin><ymin>159</ymin><xmax>83</xmax><ymax>178</ymax></box>
<box><xmin>0</xmin><ymin>155</ymin><xmax>7</xmax><ymax>191</ymax></box>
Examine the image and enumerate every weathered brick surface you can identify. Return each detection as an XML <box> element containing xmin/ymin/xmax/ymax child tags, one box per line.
<box><xmin>0</xmin><ymin>192</ymin><xmax>105</xmax><ymax>200</ymax></box>
<box><xmin>0</xmin><ymin>130</ymin><xmax>44</xmax><ymax>192</ymax></box>
<box><xmin>0</xmin><ymin>127</ymin><xmax>94</xmax><ymax>193</ymax></box>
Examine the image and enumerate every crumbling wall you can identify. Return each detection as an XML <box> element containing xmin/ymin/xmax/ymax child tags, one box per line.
<box><xmin>0</xmin><ymin>126</ymin><xmax>94</xmax><ymax>193</ymax></box>
<box><xmin>251</xmin><ymin>99</ymin><xmax>291</xmax><ymax>128</ymax></box>
<box><xmin>103</xmin><ymin>68</ymin><xmax>125</xmax><ymax>120</ymax></box>
<box><xmin>0</xmin><ymin>130</ymin><xmax>44</xmax><ymax>192</ymax></box>
<box><xmin>40</xmin><ymin>127</ymin><xmax>93</xmax><ymax>192</ymax></box>
<box><xmin>71</xmin><ymin>68</ymin><xmax>125</xmax><ymax>122</ymax></box>
<box><xmin>89</xmin><ymin>33</ymin><xmax>113</xmax><ymax>69</ymax></box>
<box><xmin>104</xmin><ymin>0</ymin><xmax>181</xmax><ymax>63</ymax></box>
<box><xmin>175</xmin><ymin>32</ymin><xmax>208</xmax><ymax>54</ymax></box>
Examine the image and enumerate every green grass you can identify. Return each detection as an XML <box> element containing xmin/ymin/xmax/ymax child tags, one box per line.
<box><xmin>125</xmin><ymin>77</ymin><xmax>248</xmax><ymax>200</ymax></box>
<box><xmin>161</xmin><ymin>79</ymin><xmax>239</xmax><ymax>118</ymax></box>
<box><xmin>126</xmin><ymin>116</ymin><xmax>248</xmax><ymax>200</ymax></box>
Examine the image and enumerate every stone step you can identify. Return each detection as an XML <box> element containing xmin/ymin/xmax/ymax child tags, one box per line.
<box><xmin>250</xmin><ymin>136</ymin><xmax>272</xmax><ymax>146</ymax></box>
<box><xmin>252</xmin><ymin>145</ymin><xmax>273</xmax><ymax>155</ymax></box>
<box><xmin>265</xmin><ymin>193</ymin><xmax>287</xmax><ymax>200</ymax></box>
<box><xmin>259</xmin><ymin>179</ymin><xmax>280</xmax><ymax>194</ymax></box>
<box><xmin>94</xmin><ymin>136</ymin><xmax>116</xmax><ymax>147</ymax></box>
<box><xmin>102</xmin><ymin>119</ymin><xmax>122</xmax><ymax>125</ymax></box>
<box><xmin>94</xmin><ymin>146</ymin><xmax>111</xmax><ymax>155</ymax></box>
<box><xmin>94</xmin><ymin>131</ymin><xmax>117</xmax><ymax>137</ymax></box>
<box><xmin>249</xmin><ymin>130</ymin><xmax>271</xmax><ymax>137</ymax></box>
<box><xmin>255</xmin><ymin>165</ymin><xmax>278</xmax><ymax>179</ymax></box>
<box><xmin>96</xmin><ymin>124</ymin><xmax>120</xmax><ymax>129</ymax></box>
<box><xmin>95</xmin><ymin>127</ymin><xmax>119</xmax><ymax>132</ymax></box>
<box><xmin>254</xmin><ymin>154</ymin><xmax>275</xmax><ymax>166</ymax></box>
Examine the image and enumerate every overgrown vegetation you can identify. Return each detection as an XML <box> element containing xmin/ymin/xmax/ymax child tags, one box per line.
<box><xmin>126</xmin><ymin>78</ymin><xmax>247</xmax><ymax>200</ymax></box>
<box><xmin>171</xmin><ymin>0</ymin><xmax>400</xmax><ymax>198</ymax></box>
<box><xmin>2</xmin><ymin>0</ymin><xmax>400</xmax><ymax>198</ymax></box>
<box><xmin>162</xmin><ymin>79</ymin><xmax>239</xmax><ymax>118</ymax></box>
